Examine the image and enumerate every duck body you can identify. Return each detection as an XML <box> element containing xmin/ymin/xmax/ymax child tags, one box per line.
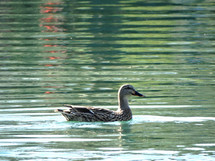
<box><xmin>56</xmin><ymin>105</ymin><xmax>132</xmax><ymax>122</ymax></box>
<box><xmin>55</xmin><ymin>84</ymin><xmax>145</xmax><ymax>122</ymax></box>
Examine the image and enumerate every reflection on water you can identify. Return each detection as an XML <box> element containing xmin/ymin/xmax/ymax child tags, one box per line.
<box><xmin>0</xmin><ymin>0</ymin><xmax>215</xmax><ymax>160</ymax></box>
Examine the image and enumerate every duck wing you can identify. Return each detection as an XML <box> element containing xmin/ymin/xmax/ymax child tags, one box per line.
<box><xmin>65</xmin><ymin>105</ymin><xmax>114</xmax><ymax>114</ymax></box>
<box><xmin>57</xmin><ymin>105</ymin><xmax>116</xmax><ymax>122</ymax></box>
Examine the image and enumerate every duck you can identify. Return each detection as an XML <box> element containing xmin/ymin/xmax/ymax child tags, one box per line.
<box><xmin>55</xmin><ymin>84</ymin><xmax>145</xmax><ymax>122</ymax></box>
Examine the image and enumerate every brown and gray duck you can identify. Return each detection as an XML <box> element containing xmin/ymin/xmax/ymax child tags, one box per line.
<box><xmin>55</xmin><ymin>84</ymin><xmax>145</xmax><ymax>122</ymax></box>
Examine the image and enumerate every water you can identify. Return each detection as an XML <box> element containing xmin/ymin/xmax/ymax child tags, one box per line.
<box><xmin>0</xmin><ymin>0</ymin><xmax>215</xmax><ymax>160</ymax></box>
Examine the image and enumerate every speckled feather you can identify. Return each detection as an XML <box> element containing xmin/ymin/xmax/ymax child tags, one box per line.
<box><xmin>58</xmin><ymin>105</ymin><xmax>132</xmax><ymax>122</ymax></box>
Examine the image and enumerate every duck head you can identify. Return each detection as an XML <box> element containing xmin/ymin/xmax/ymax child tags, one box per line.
<box><xmin>118</xmin><ymin>84</ymin><xmax>145</xmax><ymax>97</ymax></box>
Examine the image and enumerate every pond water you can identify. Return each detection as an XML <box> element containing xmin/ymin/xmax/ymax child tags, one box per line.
<box><xmin>0</xmin><ymin>0</ymin><xmax>215</xmax><ymax>160</ymax></box>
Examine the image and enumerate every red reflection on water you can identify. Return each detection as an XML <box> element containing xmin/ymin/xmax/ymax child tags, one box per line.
<box><xmin>39</xmin><ymin>2</ymin><xmax>67</xmax><ymax>95</ymax></box>
<box><xmin>39</xmin><ymin>2</ymin><xmax>65</xmax><ymax>32</ymax></box>
<box><xmin>44</xmin><ymin>91</ymin><xmax>55</xmax><ymax>94</ymax></box>
<box><xmin>44</xmin><ymin>64</ymin><xmax>53</xmax><ymax>67</ymax></box>
<box><xmin>39</xmin><ymin>1</ymin><xmax>66</xmax><ymax>69</ymax></box>
<box><xmin>49</xmin><ymin>56</ymin><xmax>60</xmax><ymax>60</ymax></box>
<box><xmin>44</xmin><ymin>44</ymin><xmax>58</xmax><ymax>47</ymax></box>
<box><xmin>40</xmin><ymin>5</ymin><xmax>62</xmax><ymax>14</ymax></box>
<box><xmin>41</xmin><ymin>17</ymin><xmax>59</xmax><ymax>23</ymax></box>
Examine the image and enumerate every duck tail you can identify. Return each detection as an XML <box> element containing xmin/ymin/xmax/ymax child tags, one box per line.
<box><xmin>54</xmin><ymin>109</ymin><xmax>64</xmax><ymax>113</ymax></box>
<box><xmin>64</xmin><ymin>104</ymin><xmax>73</xmax><ymax>108</ymax></box>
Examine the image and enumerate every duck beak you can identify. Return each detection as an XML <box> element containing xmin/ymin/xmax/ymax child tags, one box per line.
<box><xmin>132</xmin><ymin>90</ymin><xmax>145</xmax><ymax>97</ymax></box>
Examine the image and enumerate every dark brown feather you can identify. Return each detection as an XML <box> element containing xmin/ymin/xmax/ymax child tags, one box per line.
<box><xmin>56</xmin><ymin>105</ymin><xmax>127</xmax><ymax>122</ymax></box>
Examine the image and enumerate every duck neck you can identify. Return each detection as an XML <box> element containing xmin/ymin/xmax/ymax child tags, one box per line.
<box><xmin>118</xmin><ymin>93</ymin><xmax>130</xmax><ymax>111</ymax></box>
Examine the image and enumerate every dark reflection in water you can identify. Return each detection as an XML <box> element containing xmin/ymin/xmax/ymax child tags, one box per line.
<box><xmin>0</xmin><ymin>0</ymin><xmax>215</xmax><ymax>160</ymax></box>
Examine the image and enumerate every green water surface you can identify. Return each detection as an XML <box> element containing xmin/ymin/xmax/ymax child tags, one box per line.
<box><xmin>0</xmin><ymin>0</ymin><xmax>215</xmax><ymax>160</ymax></box>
